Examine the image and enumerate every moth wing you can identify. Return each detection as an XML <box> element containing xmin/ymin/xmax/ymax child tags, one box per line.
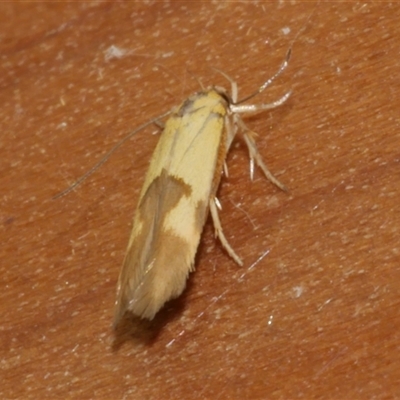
<box><xmin>114</xmin><ymin>170</ymin><xmax>199</xmax><ymax>322</ymax></box>
<box><xmin>114</xmin><ymin>92</ymin><xmax>227</xmax><ymax>323</ymax></box>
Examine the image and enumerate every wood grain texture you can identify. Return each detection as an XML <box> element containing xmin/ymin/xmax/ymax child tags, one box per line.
<box><xmin>1</xmin><ymin>2</ymin><xmax>399</xmax><ymax>399</ymax></box>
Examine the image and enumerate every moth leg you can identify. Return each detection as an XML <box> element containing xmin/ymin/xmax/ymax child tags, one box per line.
<box><xmin>223</xmin><ymin>161</ymin><xmax>229</xmax><ymax>178</ymax></box>
<box><xmin>240</xmin><ymin>121</ymin><xmax>288</xmax><ymax>192</ymax></box>
<box><xmin>224</xmin><ymin>111</ymin><xmax>237</xmax><ymax>150</ymax></box>
<box><xmin>234</xmin><ymin>114</ymin><xmax>288</xmax><ymax>192</ymax></box>
<box><xmin>209</xmin><ymin>197</ymin><xmax>243</xmax><ymax>266</ymax></box>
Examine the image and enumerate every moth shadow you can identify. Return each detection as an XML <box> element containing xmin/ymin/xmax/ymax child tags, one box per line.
<box><xmin>111</xmin><ymin>290</ymin><xmax>191</xmax><ymax>350</ymax></box>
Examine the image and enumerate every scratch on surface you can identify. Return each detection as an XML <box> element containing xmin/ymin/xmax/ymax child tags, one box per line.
<box><xmin>165</xmin><ymin>249</ymin><xmax>270</xmax><ymax>347</ymax></box>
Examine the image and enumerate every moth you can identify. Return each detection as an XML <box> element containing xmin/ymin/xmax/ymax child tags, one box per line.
<box><xmin>113</xmin><ymin>52</ymin><xmax>291</xmax><ymax>326</ymax></box>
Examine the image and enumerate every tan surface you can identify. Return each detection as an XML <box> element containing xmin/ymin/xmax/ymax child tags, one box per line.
<box><xmin>1</xmin><ymin>2</ymin><xmax>399</xmax><ymax>399</ymax></box>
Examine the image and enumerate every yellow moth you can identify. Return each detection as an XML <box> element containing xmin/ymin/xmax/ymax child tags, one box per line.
<box><xmin>113</xmin><ymin>52</ymin><xmax>291</xmax><ymax>325</ymax></box>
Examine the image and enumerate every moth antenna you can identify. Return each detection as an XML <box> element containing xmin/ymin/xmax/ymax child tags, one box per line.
<box><xmin>211</xmin><ymin>67</ymin><xmax>238</xmax><ymax>103</ymax></box>
<box><xmin>53</xmin><ymin>110</ymin><xmax>172</xmax><ymax>199</ymax></box>
<box><xmin>287</xmin><ymin>0</ymin><xmax>320</xmax><ymax>51</ymax></box>
<box><xmin>235</xmin><ymin>1</ymin><xmax>319</xmax><ymax>106</ymax></box>
<box><xmin>186</xmin><ymin>67</ymin><xmax>205</xmax><ymax>91</ymax></box>
<box><xmin>235</xmin><ymin>49</ymin><xmax>291</xmax><ymax>106</ymax></box>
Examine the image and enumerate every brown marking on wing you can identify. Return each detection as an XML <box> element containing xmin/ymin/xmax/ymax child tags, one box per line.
<box><xmin>114</xmin><ymin>169</ymin><xmax>200</xmax><ymax>323</ymax></box>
